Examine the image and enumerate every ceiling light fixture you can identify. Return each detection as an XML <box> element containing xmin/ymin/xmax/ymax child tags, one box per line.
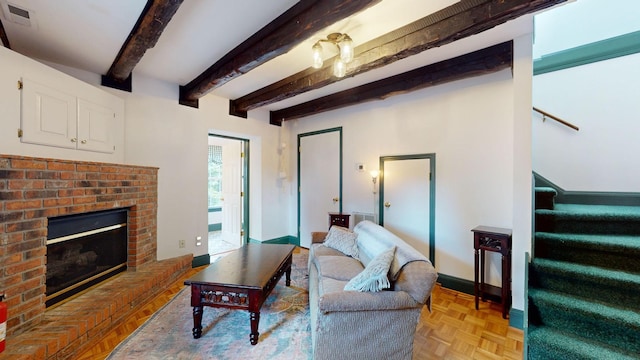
<box><xmin>311</xmin><ymin>32</ymin><xmax>354</xmax><ymax>78</ymax></box>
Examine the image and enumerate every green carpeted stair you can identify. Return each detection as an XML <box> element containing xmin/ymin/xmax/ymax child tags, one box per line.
<box><xmin>528</xmin><ymin>187</ymin><xmax>640</xmax><ymax>359</ymax></box>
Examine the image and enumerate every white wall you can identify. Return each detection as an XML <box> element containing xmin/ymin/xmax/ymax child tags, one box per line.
<box><xmin>120</xmin><ymin>75</ymin><xmax>289</xmax><ymax>260</ymax></box>
<box><xmin>532</xmin><ymin>1</ymin><xmax>640</xmax><ymax>191</ymax></box>
<box><xmin>512</xmin><ymin>33</ymin><xmax>534</xmax><ymax>315</ymax></box>
<box><xmin>287</xmin><ymin>36</ymin><xmax>533</xmax><ymax>312</ymax></box>
<box><xmin>533</xmin><ymin>0</ymin><xmax>640</xmax><ymax>58</ymax></box>
<box><xmin>533</xmin><ymin>54</ymin><xmax>640</xmax><ymax>191</ymax></box>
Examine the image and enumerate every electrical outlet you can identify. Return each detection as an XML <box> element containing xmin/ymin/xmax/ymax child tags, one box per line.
<box><xmin>195</xmin><ymin>236</ymin><xmax>202</xmax><ymax>246</ymax></box>
<box><xmin>179</xmin><ymin>239</ymin><xmax>186</xmax><ymax>248</ymax></box>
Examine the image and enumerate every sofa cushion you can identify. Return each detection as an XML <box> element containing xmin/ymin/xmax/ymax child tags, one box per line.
<box><xmin>323</xmin><ymin>225</ymin><xmax>359</xmax><ymax>258</ymax></box>
<box><xmin>318</xmin><ymin>276</ymin><xmax>350</xmax><ymax>299</ymax></box>
<box><xmin>314</xmin><ymin>255</ymin><xmax>364</xmax><ymax>281</ymax></box>
<box><xmin>344</xmin><ymin>246</ymin><xmax>396</xmax><ymax>292</ymax></box>
<box><xmin>310</xmin><ymin>243</ymin><xmax>346</xmax><ymax>258</ymax></box>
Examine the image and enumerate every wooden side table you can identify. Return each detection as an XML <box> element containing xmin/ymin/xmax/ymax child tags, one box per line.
<box><xmin>472</xmin><ymin>225</ymin><xmax>512</xmax><ymax>319</ymax></box>
<box><xmin>328</xmin><ymin>212</ymin><xmax>350</xmax><ymax>229</ymax></box>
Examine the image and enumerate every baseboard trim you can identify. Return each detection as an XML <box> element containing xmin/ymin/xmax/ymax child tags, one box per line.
<box><xmin>248</xmin><ymin>235</ymin><xmax>298</xmax><ymax>245</ymax></box>
<box><xmin>509</xmin><ymin>308</ymin><xmax>524</xmax><ymax>329</ymax></box>
<box><xmin>192</xmin><ymin>253</ymin><xmax>210</xmax><ymax>267</ymax></box>
<box><xmin>437</xmin><ymin>273</ymin><xmax>475</xmax><ymax>295</ymax></box>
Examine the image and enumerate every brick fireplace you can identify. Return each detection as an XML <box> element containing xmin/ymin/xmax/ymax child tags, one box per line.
<box><xmin>0</xmin><ymin>154</ymin><xmax>159</xmax><ymax>337</ymax></box>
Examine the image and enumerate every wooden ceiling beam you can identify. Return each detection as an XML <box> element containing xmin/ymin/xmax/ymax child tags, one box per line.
<box><xmin>232</xmin><ymin>0</ymin><xmax>566</xmax><ymax>117</ymax></box>
<box><xmin>0</xmin><ymin>18</ymin><xmax>11</xmax><ymax>48</ymax></box>
<box><xmin>269</xmin><ymin>41</ymin><xmax>513</xmax><ymax>125</ymax></box>
<box><xmin>179</xmin><ymin>0</ymin><xmax>382</xmax><ymax>108</ymax></box>
<box><xmin>102</xmin><ymin>0</ymin><xmax>184</xmax><ymax>92</ymax></box>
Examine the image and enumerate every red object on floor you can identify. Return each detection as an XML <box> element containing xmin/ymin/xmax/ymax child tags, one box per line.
<box><xmin>0</xmin><ymin>293</ymin><xmax>6</xmax><ymax>353</ymax></box>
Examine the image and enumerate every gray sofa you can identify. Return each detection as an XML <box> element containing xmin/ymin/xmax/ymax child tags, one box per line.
<box><xmin>308</xmin><ymin>220</ymin><xmax>438</xmax><ymax>360</ymax></box>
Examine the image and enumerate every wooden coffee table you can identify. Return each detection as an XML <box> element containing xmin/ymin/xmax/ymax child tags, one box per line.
<box><xmin>184</xmin><ymin>243</ymin><xmax>295</xmax><ymax>345</ymax></box>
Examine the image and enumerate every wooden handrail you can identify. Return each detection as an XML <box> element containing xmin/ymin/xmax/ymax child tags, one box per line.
<box><xmin>533</xmin><ymin>107</ymin><xmax>579</xmax><ymax>131</ymax></box>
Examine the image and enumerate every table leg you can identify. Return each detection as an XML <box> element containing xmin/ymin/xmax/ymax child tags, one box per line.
<box><xmin>480</xmin><ymin>249</ymin><xmax>486</xmax><ymax>301</ymax></box>
<box><xmin>501</xmin><ymin>254</ymin><xmax>509</xmax><ymax>319</ymax></box>
<box><xmin>285</xmin><ymin>260</ymin><xmax>292</xmax><ymax>287</ymax></box>
<box><xmin>192</xmin><ymin>306</ymin><xmax>203</xmax><ymax>339</ymax></box>
<box><xmin>474</xmin><ymin>248</ymin><xmax>479</xmax><ymax>310</ymax></box>
<box><xmin>250</xmin><ymin>311</ymin><xmax>260</xmax><ymax>345</ymax></box>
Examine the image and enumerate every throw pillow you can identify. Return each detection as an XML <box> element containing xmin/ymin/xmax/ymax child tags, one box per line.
<box><xmin>323</xmin><ymin>225</ymin><xmax>359</xmax><ymax>258</ymax></box>
<box><xmin>344</xmin><ymin>246</ymin><xmax>396</xmax><ymax>292</ymax></box>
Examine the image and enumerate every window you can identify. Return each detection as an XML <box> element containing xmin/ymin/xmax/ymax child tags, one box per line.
<box><xmin>208</xmin><ymin>145</ymin><xmax>222</xmax><ymax>208</ymax></box>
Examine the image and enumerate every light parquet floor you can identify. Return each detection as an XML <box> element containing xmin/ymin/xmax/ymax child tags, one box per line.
<box><xmin>414</xmin><ymin>285</ymin><xmax>523</xmax><ymax>359</ymax></box>
<box><xmin>76</xmin><ymin>250</ymin><xmax>523</xmax><ymax>360</ymax></box>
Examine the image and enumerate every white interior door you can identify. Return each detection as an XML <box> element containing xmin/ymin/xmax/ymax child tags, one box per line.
<box><xmin>221</xmin><ymin>138</ymin><xmax>243</xmax><ymax>247</ymax></box>
<box><xmin>381</xmin><ymin>157</ymin><xmax>431</xmax><ymax>259</ymax></box>
<box><xmin>299</xmin><ymin>130</ymin><xmax>341</xmax><ymax>248</ymax></box>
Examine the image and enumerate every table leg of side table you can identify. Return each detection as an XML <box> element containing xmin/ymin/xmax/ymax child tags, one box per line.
<box><xmin>502</xmin><ymin>253</ymin><xmax>509</xmax><ymax>319</ymax></box>
<box><xmin>192</xmin><ymin>306</ymin><xmax>203</xmax><ymax>339</ymax></box>
<box><xmin>474</xmin><ymin>248</ymin><xmax>479</xmax><ymax>310</ymax></box>
<box><xmin>480</xmin><ymin>249</ymin><xmax>486</xmax><ymax>301</ymax></box>
<box><xmin>250</xmin><ymin>311</ymin><xmax>260</xmax><ymax>345</ymax></box>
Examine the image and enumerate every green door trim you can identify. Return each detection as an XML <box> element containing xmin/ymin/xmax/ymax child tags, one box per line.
<box><xmin>297</xmin><ymin>127</ymin><xmax>343</xmax><ymax>246</ymax></box>
<box><xmin>208</xmin><ymin>133</ymin><xmax>250</xmax><ymax>246</ymax></box>
<box><xmin>379</xmin><ymin>153</ymin><xmax>436</xmax><ymax>266</ymax></box>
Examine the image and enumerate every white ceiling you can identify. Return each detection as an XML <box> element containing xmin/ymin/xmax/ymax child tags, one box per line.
<box><xmin>0</xmin><ymin>0</ymin><xmax>544</xmax><ymax>112</ymax></box>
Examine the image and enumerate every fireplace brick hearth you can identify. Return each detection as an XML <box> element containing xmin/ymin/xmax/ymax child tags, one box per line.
<box><xmin>0</xmin><ymin>154</ymin><xmax>168</xmax><ymax>338</ymax></box>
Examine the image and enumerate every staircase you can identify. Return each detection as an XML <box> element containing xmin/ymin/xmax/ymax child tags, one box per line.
<box><xmin>527</xmin><ymin>187</ymin><xmax>640</xmax><ymax>359</ymax></box>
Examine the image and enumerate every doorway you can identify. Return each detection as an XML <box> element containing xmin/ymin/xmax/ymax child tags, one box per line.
<box><xmin>207</xmin><ymin>134</ymin><xmax>249</xmax><ymax>260</ymax></box>
<box><xmin>298</xmin><ymin>127</ymin><xmax>342</xmax><ymax>247</ymax></box>
<box><xmin>379</xmin><ymin>154</ymin><xmax>436</xmax><ymax>265</ymax></box>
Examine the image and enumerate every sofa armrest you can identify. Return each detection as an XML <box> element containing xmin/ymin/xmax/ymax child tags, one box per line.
<box><xmin>319</xmin><ymin>290</ymin><xmax>419</xmax><ymax>313</ymax></box>
<box><xmin>311</xmin><ymin>231</ymin><xmax>328</xmax><ymax>244</ymax></box>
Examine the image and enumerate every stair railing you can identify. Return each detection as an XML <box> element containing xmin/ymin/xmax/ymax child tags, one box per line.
<box><xmin>533</xmin><ymin>107</ymin><xmax>579</xmax><ymax>131</ymax></box>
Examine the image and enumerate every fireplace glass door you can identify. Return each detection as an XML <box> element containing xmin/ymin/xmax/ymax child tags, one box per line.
<box><xmin>46</xmin><ymin>208</ymin><xmax>128</xmax><ymax>307</ymax></box>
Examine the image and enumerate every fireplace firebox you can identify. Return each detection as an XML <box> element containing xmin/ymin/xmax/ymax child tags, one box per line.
<box><xmin>46</xmin><ymin>209</ymin><xmax>128</xmax><ymax>307</ymax></box>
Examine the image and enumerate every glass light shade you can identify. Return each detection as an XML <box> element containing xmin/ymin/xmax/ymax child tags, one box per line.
<box><xmin>333</xmin><ymin>58</ymin><xmax>346</xmax><ymax>78</ymax></box>
<box><xmin>370</xmin><ymin>170</ymin><xmax>379</xmax><ymax>179</ymax></box>
<box><xmin>312</xmin><ymin>42</ymin><xmax>323</xmax><ymax>69</ymax></box>
<box><xmin>339</xmin><ymin>35</ymin><xmax>354</xmax><ymax>63</ymax></box>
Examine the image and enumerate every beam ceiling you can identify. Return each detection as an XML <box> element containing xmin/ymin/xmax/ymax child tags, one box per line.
<box><xmin>230</xmin><ymin>0</ymin><xmax>566</xmax><ymax>119</ymax></box>
<box><xmin>102</xmin><ymin>0</ymin><xmax>184</xmax><ymax>92</ymax></box>
<box><xmin>0</xmin><ymin>18</ymin><xmax>10</xmax><ymax>48</ymax></box>
<box><xmin>178</xmin><ymin>0</ymin><xmax>382</xmax><ymax>108</ymax></box>
<box><xmin>270</xmin><ymin>41</ymin><xmax>513</xmax><ymax>125</ymax></box>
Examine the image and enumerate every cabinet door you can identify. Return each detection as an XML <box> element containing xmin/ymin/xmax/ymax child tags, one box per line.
<box><xmin>77</xmin><ymin>98</ymin><xmax>115</xmax><ymax>153</ymax></box>
<box><xmin>21</xmin><ymin>78</ymin><xmax>77</xmax><ymax>149</ymax></box>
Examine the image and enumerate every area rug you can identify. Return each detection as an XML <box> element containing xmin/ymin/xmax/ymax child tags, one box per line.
<box><xmin>107</xmin><ymin>250</ymin><xmax>311</xmax><ymax>360</ymax></box>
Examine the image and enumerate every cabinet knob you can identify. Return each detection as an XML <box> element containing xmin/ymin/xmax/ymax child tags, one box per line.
<box><xmin>384</xmin><ymin>201</ymin><xmax>391</xmax><ymax>208</ymax></box>
<box><xmin>81</xmin><ymin>140</ymin><xmax>87</xmax><ymax>144</ymax></box>
<box><xmin>70</xmin><ymin>138</ymin><xmax>77</xmax><ymax>143</ymax></box>
<box><xmin>332</xmin><ymin>197</ymin><xmax>339</xmax><ymax>203</ymax></box>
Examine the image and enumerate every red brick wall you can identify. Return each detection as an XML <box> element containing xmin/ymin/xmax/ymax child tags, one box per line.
<box><xmin>0</xmin><ymin>154</ymin><xmax>158</xmax><ymax>336</ymax></box>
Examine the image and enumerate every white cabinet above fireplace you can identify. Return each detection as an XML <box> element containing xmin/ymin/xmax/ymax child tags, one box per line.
<box><xmin>20</xmin><ymin>77</ymin><xmax>121</xmax><ymax>154</ymax></box>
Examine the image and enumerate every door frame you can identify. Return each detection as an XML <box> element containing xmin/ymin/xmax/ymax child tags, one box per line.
<box><xmin>379</xmin><ymin>153</ymin><xmax>436</xmax><ymax>265</ymax></box>
<box><xmin>297</xmin><ymin>127</ymin><xmax>343</xmax><ymax>244</ymax></box>
<box><xmin>208</xmin><ymin>133</ymin><xmax>250</xmax><ymax>245</ymax></box>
